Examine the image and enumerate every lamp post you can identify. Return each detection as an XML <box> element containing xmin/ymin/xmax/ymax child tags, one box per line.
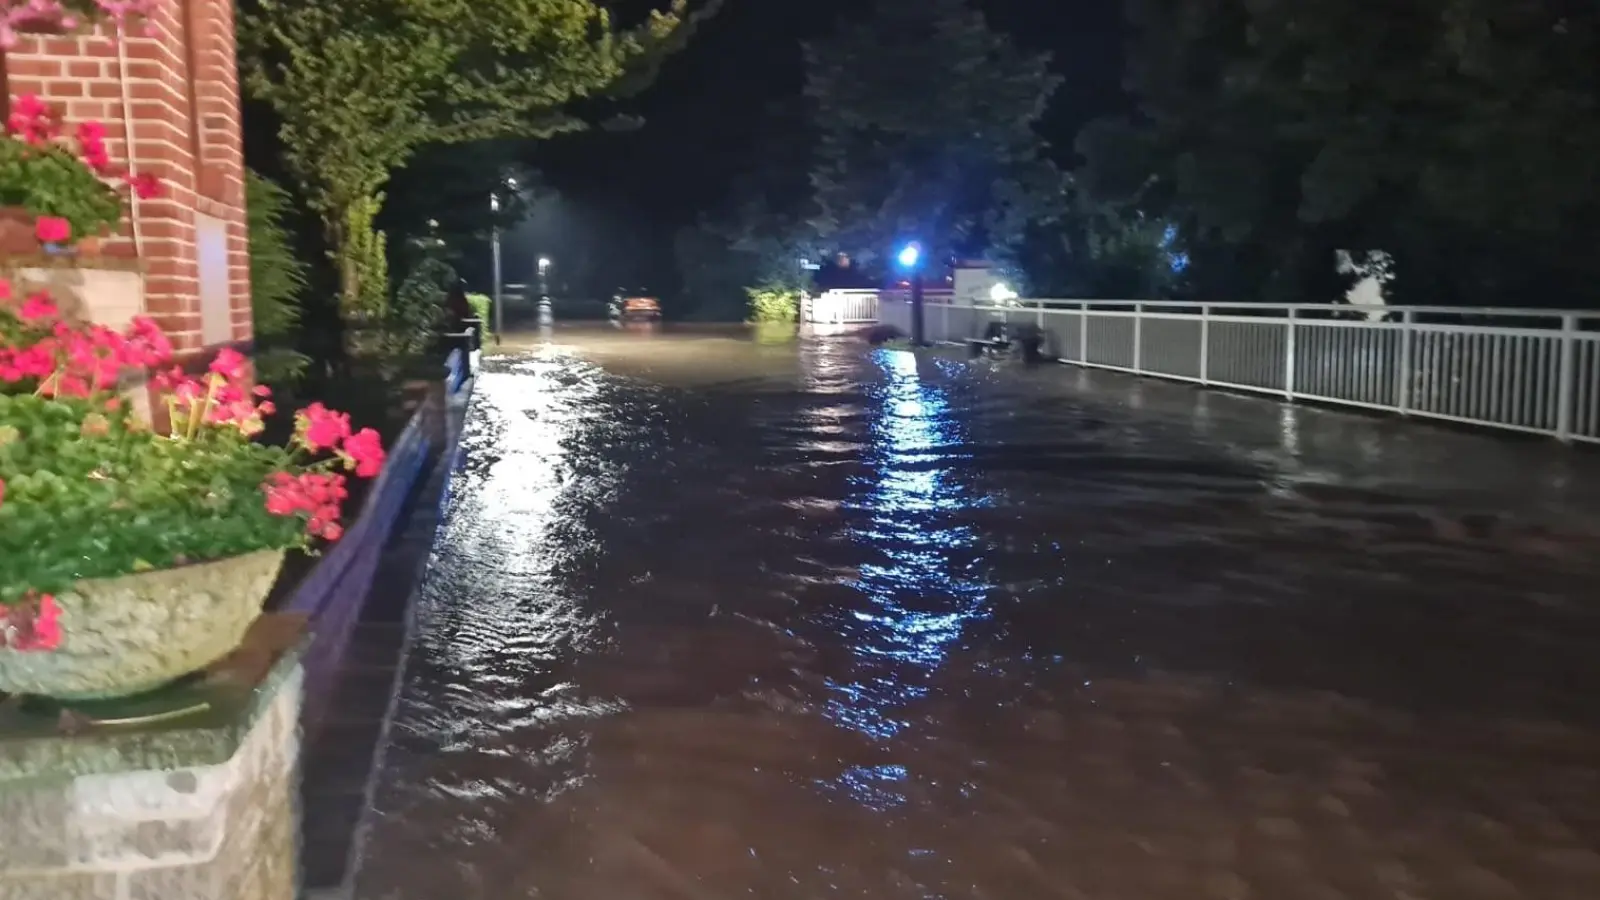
<box><xmin>537</xmin><ymin>256</ymin><xmax>552</xmax><ymax>327</ymax></box>
<box><xmin>489</xmin><ymin>176</ymin><xmax>517</xmax><ymax>342</ymax></box>
<box><xmin>897</xmin><ymin>242</ymin><xmax>925</xmax><ymax>345</ymax></box>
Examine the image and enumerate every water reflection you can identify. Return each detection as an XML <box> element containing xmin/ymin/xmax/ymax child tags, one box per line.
<box><xmin>824</xmin><ymin>349</ymin><xmax>996</xmax><ymax>803</ymax></box>
<box><xmin>360</xmin><ymin>352</ymin><xmax>632</xmax><ymax>879</ymax></box>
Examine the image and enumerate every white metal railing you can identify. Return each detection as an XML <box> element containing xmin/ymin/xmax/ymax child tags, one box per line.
<box><xmin>805</xmin><ymin>289</ymin><xmax>880</xmax><ymax>324</ymax></box>
<box><xmin>875</xmin><ymin>295</ymin><xmax>1600</xmax><ymax>444</ymax></box>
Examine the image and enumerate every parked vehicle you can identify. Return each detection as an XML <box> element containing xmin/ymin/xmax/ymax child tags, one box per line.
<box><xmin>610</xmin><ymin>291</ymin><xmax>662</xmax><ymax>323</ymax></box>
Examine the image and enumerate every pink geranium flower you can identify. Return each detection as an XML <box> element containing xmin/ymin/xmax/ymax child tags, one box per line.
<box><xmin>342</xmin><ymin>427</ymin><xmax>386</xmax><ymax>478</ymax></box>
<box><xmin>18</xmin><ymin>293</ymin><xmax>58</xmax><ymax>322</ymax></box>
<box><xmin>34</xmin><ymin>216</ymin><xmax>70</xmax><ymax>244</ymax></box>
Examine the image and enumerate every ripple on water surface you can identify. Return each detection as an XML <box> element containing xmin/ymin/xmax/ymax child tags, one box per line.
<box><xmin>355</xmin><ymin>333</ymin><xmax>1600</xmax><ymax>900</ymax></box>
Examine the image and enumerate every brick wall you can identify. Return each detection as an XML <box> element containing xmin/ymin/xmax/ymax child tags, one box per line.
<box><xmin>2</xmin><ymin>0</ymin><xmax>251</xmax><ymax>354</ymax></box>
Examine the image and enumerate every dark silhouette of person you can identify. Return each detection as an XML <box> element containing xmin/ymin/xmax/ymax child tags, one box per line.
<box><xmin>445</xmin><ymin>278</ymin><xmax>473</xmax><ymax>325</ymax></box>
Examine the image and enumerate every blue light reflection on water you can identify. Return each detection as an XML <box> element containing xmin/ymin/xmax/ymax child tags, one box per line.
<box><xmin>822</xmin><ymin>349</ymin><xmax>997</xmax><ymax>810</ymax></box>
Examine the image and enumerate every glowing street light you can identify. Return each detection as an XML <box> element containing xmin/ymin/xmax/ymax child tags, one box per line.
<box><xmin>990</xmin><ymin>282</ymin><xmax>1018</xmax><ymax>303</ymax></box>
<box><xmin>896</xmin><ymin>242</ymin><xmax>926</xmax><ymax>345</ymax></box>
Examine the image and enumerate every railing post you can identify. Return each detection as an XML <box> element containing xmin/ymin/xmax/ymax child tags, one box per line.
<box><xmin>1396</xmin><ymin>310</ymin><xmax>1413</xmax><ymax>415</ymax></box>
<box><xmin>1198</xmin><ymin>304</ymin><xmax>1210</xmax><ymax>385</ymax></box>
<box><xmin>1079</xmin><ymin>303</ymin><xmax>1089</xmax><ymax>364</ymax></box>
<box><xmin>1035</xmin><ymin>299</ymin><xmax>1045</xmax><ymax>329</ymax></box>
<box><xmin>1284</xmin><ymin>307</ymin><xmax>1297</xmax><ymax>399</ymax></box>
<box><xmin>1556</xmin><ymin>313</ymin><xmax>1577</xmax><ymax>441</ymax></box>
<box><xmin>1132</xmin><ymin>303</ymin><xmax>1143</xmax><ymax>373</ymax></box>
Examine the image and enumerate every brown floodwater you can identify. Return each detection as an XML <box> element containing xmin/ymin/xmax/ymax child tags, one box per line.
<box><xmin>351</xmin><ymin>327</ymin><xmax>1600</xmax><ymax>900</ymax></box>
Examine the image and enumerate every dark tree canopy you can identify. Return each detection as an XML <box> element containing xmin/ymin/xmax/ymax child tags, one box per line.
<box><xmin>803</xmin><ymin>0</ymin><xmax>1064</xmax><ymax>276</ymax></box>
<box><xmin>240</xmin><ymin>0</ymin><xmax>717</xmax><ymax>316</ymax></box>
<box><xmin>673</xmin><ymin>98</ymin><xmax>822</xmax><ymax>319</ymax></box>
<box><xmin>1078</xmin><ymin>0</ymin><xmax>1600</xmax><ymax>306</ymax></box>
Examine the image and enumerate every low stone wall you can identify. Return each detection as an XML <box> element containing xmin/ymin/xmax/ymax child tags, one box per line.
<box><xmin>0</xmin><ymin>619</ymin><xmax>305</xmax><ymax>899</ymax></box>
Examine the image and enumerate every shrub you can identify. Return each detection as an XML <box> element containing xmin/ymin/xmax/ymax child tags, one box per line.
<box><xmin>247</xmin><ymin>171</ymin><xmax>307</xmax><ymax>340</ymax></box>
<box><xmin>385</xmin><ymin>257</ymin><xmax>454</xmax><ymax>355</ymax></box>
<box><xmin>340</xmin><ymin>193</ymin><xmax>388</xmax><ymax>322</ymax></box>
<box><xmin>746</xmin><ymin>282</ymin><xmax>799</xmax><ymax>325</ymax></box>
<box><xmin>246</xmin><ymin>171</ymin><xmax>311</xmax><ymax>383</ymax></box>
<box><xmin>467</xmin><ymin>293</ymin><xmax>493</xmax><ymax>337</ymax></box>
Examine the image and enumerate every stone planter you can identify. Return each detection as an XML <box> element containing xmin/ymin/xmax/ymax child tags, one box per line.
<box><xmin>0</xmin><ymin>550</ymin><xmax>285</xmax><ymax>701</ymax></box>
<box><xmin>0</xmin><ymin>616</ymin><xmax>305</xmax><ymax>900</ymax></box>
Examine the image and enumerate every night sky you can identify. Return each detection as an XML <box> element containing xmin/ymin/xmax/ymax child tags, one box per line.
<box><xmin>532</xmin><ymin>0</ymin><xmax>1127</xmax><ymax>231</ymax></box>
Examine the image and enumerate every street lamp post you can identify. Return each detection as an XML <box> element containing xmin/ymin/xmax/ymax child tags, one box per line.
<box><xmin>489</xmin><ymin>176</ymin><xmax>517</xmax><ymax>343</ymax></box>
<box><xmin>897</xmin><ymin>242</ymin><xmax>925</xmax><ymax>345</ymax></box>
<box><xmin>537</xmin><ymin>256</ymin><xmax>552</xmax><ymax>327</ymax></box>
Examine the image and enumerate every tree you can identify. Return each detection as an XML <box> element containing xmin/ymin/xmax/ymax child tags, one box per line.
<box><xmin>1079</xmin><ymin>0</ymin><xmax>1600</xmax><ymax>307</ymax></box>
<box><xmin>673</xmin><ymin>223</ymin><xmax>751</xmax><ymax>319</ymax></box>
<box><xmin>803</xmin><ymin>0</ymin><xmax>1065</xmax><ymax>276</ymax></box>
<box><xmin>376</xmin><ymin>140</ymin><xmax>535</xmax><ymax>273</ymax></box>
<box><xmin>674</xmin><ymin>99</ymin><xmax>821</xmax><ymax>320</ymax></box>
<box><xmin>1020</xmin><ymin>185</ymin><xmax>1185</xmax><ymax>300</ymax></box>
<box><xmin>240</xmin><ymin>0</ymin><xmax>716</xmax><ymax>320</ymax></box>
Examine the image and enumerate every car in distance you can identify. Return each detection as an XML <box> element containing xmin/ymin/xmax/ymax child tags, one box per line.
<box><xmin>610</xmin><ymin>292</ymin><xmax>662</xmax><ymax>323</ymax></box>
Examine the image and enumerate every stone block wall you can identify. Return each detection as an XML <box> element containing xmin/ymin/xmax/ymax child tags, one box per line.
<box><xmin>0</xmin><ymin>666</ymin><xmax>301</xmax><ymax>899</ymax></box>
<box><xmin>2</xmin><ymin>0</ymin><xmax>252</xmax><ymax>355</ymax></box>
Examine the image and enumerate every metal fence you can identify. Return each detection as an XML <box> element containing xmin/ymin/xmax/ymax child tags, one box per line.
<box><xmin>876</xmin><ymin>295</ymin><xmax>1600</xmax><ymax>444</ymax></box>
<box><xmin>804</xmin><ymin>289</ymin><xmax>881</xmax><ymax>324</ymax></box>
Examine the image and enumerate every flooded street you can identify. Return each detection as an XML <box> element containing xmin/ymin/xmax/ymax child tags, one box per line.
<box><xmin>353</xmin><ymin>328</ymin><xmax>1600</xmax><ymax>900</ymax></box>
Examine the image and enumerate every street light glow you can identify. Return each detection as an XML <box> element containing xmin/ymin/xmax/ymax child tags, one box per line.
<box><xmin>538</xmin><ymin>257</ymin><xmax>551</xmax><ymax>271</ymax></box>
<box><xmin>897</xmin><ymin>243</ymin><xmax>921</xmax><ymax>268</ymax></box>
<box><xmin>990</xmin><ymin>282</ymin><xmax>1017</xmax><ymax>302</ymax></box>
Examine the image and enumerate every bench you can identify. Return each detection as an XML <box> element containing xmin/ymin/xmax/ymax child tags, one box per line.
<box><xmin>967</xmin><ymin>321</ymin><xmax>1012</xmax><ymax>357</ymax></box>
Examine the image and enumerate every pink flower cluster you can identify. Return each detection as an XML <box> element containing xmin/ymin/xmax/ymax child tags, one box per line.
<box><xmin>0</xmin><ymin>279</ymin><xmax>170</xmax><ymax>392</ymax></box>
<box><xmin>152</xmin><ymin>347</ymin><xmax>280</xmax><ymax>438</ymax></box>
<box><xmin>5</xmin><ymin>94</ymin><xmax>165</xmax><ymax>247</ymax></box>
<box><xmin>0</xmin><ymin>592</ymin><xmax>62</xmax><ymax>652</ymax></box>
<box><xmin>1</xmin><ymin>0</ymin><xmax>156</xmax><ymax>48</ymax></box>
<box><xmin>2</xmin><ymin>281</ymin><xmax>387</xmax><ymax>555</ymax></box>
<box><xmin>255</xmin><ymin>403</ymin><xmax>385</xmax><ymax>541</ymax></box>
<box><xmin>293</xmin><ymin>402</ymin><xmax>385</xmax><ymax>478</ymax></box>
<box><xmin>264</xmin><ymin>472</ymin><xmax>349</xmax><ymax>541</ymax></box>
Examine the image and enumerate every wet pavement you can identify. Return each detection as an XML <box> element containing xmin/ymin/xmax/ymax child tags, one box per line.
<box><xmin>352</xmin><ymin>327</ymin><xmax>1600</xmax><ymax>900</ymax></box>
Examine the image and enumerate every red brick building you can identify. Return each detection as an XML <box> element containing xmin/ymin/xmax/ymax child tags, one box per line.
<box><xmin>2</xmin><ymin>0</ymin><xmax>250</xmax><ymax>354</ymax></box>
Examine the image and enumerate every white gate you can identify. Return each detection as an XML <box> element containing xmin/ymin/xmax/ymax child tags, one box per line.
<box><xmin>805</xmin><ymin>290</ymin><xmax>880</xmax><ymax>324</ymax></box>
